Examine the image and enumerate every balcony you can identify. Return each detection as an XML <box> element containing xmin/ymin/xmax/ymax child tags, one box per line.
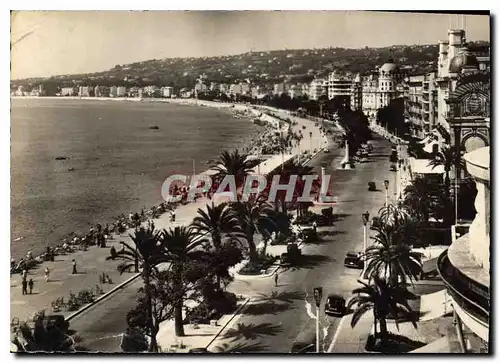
<box><xmin>437</xmin><ymin>250</ymin><xmax>489</xmax><ymax>342</ymax></box>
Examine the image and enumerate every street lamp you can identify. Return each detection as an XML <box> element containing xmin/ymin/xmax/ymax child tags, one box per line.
<box><xmin>309</xmin><ymin>131</ymin><xmax>313</xmax><ymax>155</ymax></box>
<box><xmin>384</xmin><ymin>179</ymin><xmax>389</xmax><ymax>207</ymax></box>
<box><xmin>313</xmin><ymin>287</ymin><xmax>323</xmax><ymax>353</ymax></box>
<box><xmin>361</xmin><ymin>211</ymin><xmax>370</xmax><ymax>279</ymax></box>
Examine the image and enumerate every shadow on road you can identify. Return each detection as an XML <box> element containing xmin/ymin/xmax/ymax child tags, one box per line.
<box><xmin>255</xmin><ymin>290</ymin><xmax>305</xmax><ymax>304</ymax></box>
<box><xmin>285</xmin><ymin>254</ymin><xmax>333</xmax><ymax>271</ymax></box>
<box><xmin>213</xmin><ymin>341</ymin><xmax>268</xmax><ymax>353</ymax></box>
<box><xmin>243</xmin><ymin>301</ymin><xmax>292</xmax><ymax>316</ymax></box>
<box><xmin>222</xmin><ymin>322</ymin><xmax>284</xmax><ymax>342</ymax></box>
<box><xmin>332</xmin><ymin>213</ymin><xmax>351</xmax><ymax>222</ymax></box>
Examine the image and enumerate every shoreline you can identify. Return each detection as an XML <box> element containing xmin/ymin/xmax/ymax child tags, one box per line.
<box><xmin>10</xmin><ymin>99</ymin><xmax>285</xmax><ymax>262</ymax></box>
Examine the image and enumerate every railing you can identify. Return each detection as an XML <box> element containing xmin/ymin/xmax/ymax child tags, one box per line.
<box><xmin>437</xmin><ymin>250</ymin><xmax>490</xmax><ymax>325</ymax></box>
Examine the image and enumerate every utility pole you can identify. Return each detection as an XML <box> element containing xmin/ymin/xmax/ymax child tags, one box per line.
<box><xmin>313</xmin><ymin>287</ymin><xmax>323</xmax><ymax>353</ymax></box>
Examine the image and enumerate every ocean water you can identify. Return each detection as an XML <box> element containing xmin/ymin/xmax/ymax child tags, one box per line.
<box><xmin>10</xmin><ymin>98</ymin><xmax>261</xmax><ymax>258</ymax></box>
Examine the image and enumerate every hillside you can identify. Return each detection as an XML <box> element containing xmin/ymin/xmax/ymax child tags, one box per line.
<box><xmin>11</xmin><ymin>41</ymin><xmax>489</xmax><ymax>91</ymax></box>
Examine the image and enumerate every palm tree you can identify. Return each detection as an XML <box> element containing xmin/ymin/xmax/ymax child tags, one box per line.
<box><xmin>364</xmin><ymin>219</ymin><xmax>421</xmax><ymax>286</ymax></box>
<box><xmin>106</xmin><ymin>225</ymin><xmax>165</xmax><ymax>352</ymax></box>
<box><xmin>427</xmin><ymin>146</ymin><xmax>465</xmax><ymax>192</ymax></box>
<box><xmin>191</xmin><ymin>202</ymin><xmax>242</xmax><ymax>251</ymax></box>
<box><xmin>161</xmin><ymin>226</ymin><xmax>205</xmax><ymax>337</ymax></box>
<box><xmin>347</xmin><ymin>278</ymin><xmax>418</xmax><ymax>347</ymax></box>
<box><xmin>232</xmin><ymin>196</ymin><xmax>274</xmax><ymax>263</ymax></box>
<box><xmin>212</xmin><ymin>150</ymin><xmax>254</xmax><ymax>200</ymax></box>
<box><xmin>402</xmin><ymin>177</ymin><xmax>441</xmax><ymax>223</ymax></box>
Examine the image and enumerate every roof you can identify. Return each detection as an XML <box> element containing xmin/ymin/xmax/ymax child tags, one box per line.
<box><xmin>449</xmin><ymin>47</ymin><xmax>479</xmax><ymax>73</ymax></box>
<box><xmin>410</xmin><ymin>158</ymin><xmax>444</xmax><ymax>175</ymax></box>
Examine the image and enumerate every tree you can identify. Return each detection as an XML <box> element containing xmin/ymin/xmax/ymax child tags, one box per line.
<box><xmin>161</xmin><ymin>226</ymin><xmax>205</xmax><ymax>337</ymax></box>
<box><xmin>364</xmin><ymin>205</ymin><xmax>421</xmax><ymax>286</ymax></box>
<box><xmin>427</xmin><ymin>145</ymin><xmax>465</xmax><ymax>193</ymax></box>
<box><xmin>192</xmin><ymin>202</ymin><xmax>242</xmax><ymax>251</ymax></box>
<box><xmin>232</xmin><ymin>196</ymin><xmax>274</xmax><ymax>263</ymax></box>
<box><xmin>402</xmin><ymin>177</ymin><xmax>447</xmax><ymax>223</ymax></box>
<box><xmin>211</xmin><ymin>150</ymin><xmax>255</xmax><ymax>200</ymax></box>
<box><xmin>106</xmin><ymin>225</ymin><xmax>166</xmax><ymax>351</ymax></box>
<box><xmin>347</xmin><ymin>278</ymin><xmax>418</xmax><ymax>347</ymax></box>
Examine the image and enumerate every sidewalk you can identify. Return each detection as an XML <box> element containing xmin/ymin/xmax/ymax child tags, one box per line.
<box><xmin>10</xmin><ymin>196</ymin><xmax>211</xmax><ymax>323</ymax></box>
<box><xmin>328</xmin><ymin>313</ymin><xmax>372</xmax><ymax>353</ymax></box>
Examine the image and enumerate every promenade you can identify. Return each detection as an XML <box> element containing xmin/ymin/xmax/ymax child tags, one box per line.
<box><xmin>10</xmin><ymin>106</ymin><xmax>324</xmax><ymax>327</ymax></box>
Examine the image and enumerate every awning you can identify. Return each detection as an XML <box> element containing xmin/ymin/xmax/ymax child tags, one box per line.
<box><xmin>410</xmin><ymin>158</ymin><xmax>444</xmax><ymax>174</ymax></box>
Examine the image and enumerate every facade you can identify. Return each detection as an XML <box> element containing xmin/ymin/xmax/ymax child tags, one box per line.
<box><xmin>94</xmin><ymin>85</ymin><xmax>102</xmax><ymax>97</ymax></box>
<box><xmin>350</xmin><ymin>73</ymin><xmax>363</xmax><ymax>111</ymax></box>
<box><xmin>273</xmin><ymin>82</ymin><xmax>287</xmax><ymax>96</ymax></box>
<box><xmin>308</xmin><ymin>78</ymin><xmax>327</xmax><ymax>100</ymax></box>
<box><xmin>240</xmin><ymin>82</ymin><xmax>251</xmax><ymax>95</ymax></box>
<box><xmin>109</xmin><ymin>86</ymin><xmax>118</xmax><ymax>98</ymax></box>
<box><xmin>362</xmin><ymin>57</ymin><xmax>405</xmax><ymax>121</ymax></box>
<box><xmin>78</xmin><ymin>86</ymin><xmax>90</xmax><ymax>97</ymax></box>
<box><xmin>116</xmin><ymin>86</ymin><xmax>127</xmax><ymax>97</ymax></box>
<box><xmin>327</xmin><ymin>71</ymin><xmax>352</xmax><ymax>100</ymax></box>
<box><xmin>437</xmin><ymin>146</ymin><xmax>490</xmax><ymax>353</ymax></box>
<box><xmin>162</xmin><ymin>86</ymin><xmax>174</xmax><ymax>98</ymax></box>
<box><xmin>60</xmin><ymin>87</ymin><xmax>76</xmax><ymax>96</ymax></box>
<box><xmin>288</xmin><ymin>84</ymin><xmax>303</xmax><ymax>99</ymax></box>
<box><xmin>229</xmin><ymin>83</ymin><xmax>242</xmax><ymax>96</ymax></box>
<box><xmin>403</xmin><ymin>73</ymin><xmax>437</xmax><ymax>139</ymax></box>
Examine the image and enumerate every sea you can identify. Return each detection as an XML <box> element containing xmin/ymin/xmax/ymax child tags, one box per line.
<box><xmin>10</xmin><ymin>98</ymin><xmax>261</xmax><ymax>258</ymax></box>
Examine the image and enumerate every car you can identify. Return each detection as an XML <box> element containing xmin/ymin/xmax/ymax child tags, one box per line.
<box><xmin>344</xmin><ymin>252</ymin><xmax>364</xmax><ymax>269</ymax></box>
<box><xmin>280</xmin><ymin>253</ymin><xmax>292</xmax><ymax>267</ymax></box>
<box><xmin>188</xmin><ymin>348</ymin><xmax>211</xmax><ymax>353</ymax></box>
<box><xmin>323</xmin><ymin>149</ymin><xmax>330</xmax><ymax>153</ymax></box>
<box><xmin>324</xmin><ymin>294</ymin><xmax>347</xmax><ymax>316</ymax></box>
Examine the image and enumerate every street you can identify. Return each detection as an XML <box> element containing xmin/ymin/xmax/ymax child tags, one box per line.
<box><xmin>70</xmin><ymin>134</ymin><xmax>399</xmax><ymax>352</ymax></box>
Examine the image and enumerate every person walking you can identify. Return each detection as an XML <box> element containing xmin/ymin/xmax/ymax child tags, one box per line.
<box><xmin>28</xmin><ymin>279</ymin><xmax>34</xmax><ymax>294</ymax></box>
<box><xmin>21</xmin><ymin>269</ymin><xmax>27</xmax><ymax>282</ymax></box>
<box><xmin>72</xmin><ymin>259</ymin><xmax>77</xmax><ymax>275</ymax></box>
<box><xmin>44</xmin><ymin>267</ymin><xmax>50</xmax><ymax>282</ymax></box>
<box><xmin>274</xmin><ymin>272</ymin><xmax>279</xmax><ymax>287</ymax></box>
<box><xmin>21</xmin><ymin>279</ymin><xmax>28</xmax><ymax>295</ymax></box>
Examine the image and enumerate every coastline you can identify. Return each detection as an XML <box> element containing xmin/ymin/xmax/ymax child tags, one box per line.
<box><xmin>10</xmin><ymin>98</ymin><xmax>282</xmax><ymax>261</ymax></box>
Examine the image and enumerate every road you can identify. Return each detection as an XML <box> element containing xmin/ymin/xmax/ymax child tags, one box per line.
<box><xmin>70</xmin><ymin>133</ymin><xmax>440</xmax><ymax>353</ymax></box>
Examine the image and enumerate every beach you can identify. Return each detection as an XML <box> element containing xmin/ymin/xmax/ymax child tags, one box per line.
<box><xmin>10</xmin><ymin>97</ymin><xmax>263</xmax><ymax>259</ymax></box>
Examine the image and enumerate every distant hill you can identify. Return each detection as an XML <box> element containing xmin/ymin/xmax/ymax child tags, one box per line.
<box><xmin>11</xmin><ymin>41</ymin><xmax>490</xmax><ymax>92</ymax></box>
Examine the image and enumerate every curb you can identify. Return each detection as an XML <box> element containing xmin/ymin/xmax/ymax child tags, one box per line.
<box><xmin>327</xmin><ymin>313</ymin><xmax>350</xmax><ymax>352</ymax></box>
<box><xmin>65</xmin><ymin>272</ymin><xmax>140</xmax><ymax>322</ymax></box>
<box><xmin>205</xmin><ymin>297</ymin><xmax>252</xmax><ymax>350</ymax></box>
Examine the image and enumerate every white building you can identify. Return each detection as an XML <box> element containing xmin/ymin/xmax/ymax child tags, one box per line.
<box><xmin>327</xmin><ymin>71</ymin><xmax>352</xmax><ymax>100</ymax></box>
<box><xmin>162</xmin><ymin>86</ymin><xmax>174</xmax><ymax>98</ymax></box>
<box><xmin>273</xmin><ymin>82</ymin><xmax>287</xmax><ymax>96</ymax></box>
<box><xmin>116</xmin><ymin>86</ymin><xmax>127</xmax><ymax>97</ymax></box>
<box><xmin>109</xmin><ymin>86</ymin><xmax>118</xmax><ymax>98</ymax></box>
<box><xmin>61</xmin><ymin>87</ymin><xmax>76</xmax><ymax>96</ymax></box>
<box><xmin>308</xmin><ymin>78</ymin><xmax>327</xmax><ymax>100</ymax></box>
<box><xmin>229</xmin><ymin>83</ymin><xmax>242</xmax><ymax>96</ymax></box>
<box><xmin>94</xmin><ymin>85</ymin><xmax>102</xmax><ymax>97</ymax></box>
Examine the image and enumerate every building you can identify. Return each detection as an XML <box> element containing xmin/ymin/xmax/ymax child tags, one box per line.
<box><xmin>240</xmin><ymin>82</ymin><xmax>250</xmax><ymax>95</ymax></box>
<box><xmin>78</xmin><ymin>86</ymin><xmax>90</xmax><ymax>97</ymax></box>
<box><xmin>361</xmin><ymin>57</ymin><xmax>404</xmax><ymax>121</ymax></box>
<box><xmin>229</xmin><ymin>83</ymin><xmax>242</xmax><ymax>96</ymax></box>
<box><xmin>273</xmin><ymin>82</ymin><xmax>287</xmax><ymax>96</ymax></box>
<box><xmin>219</xmin><ymin>83</ymin><xmax>229</xmax><ymax>95</ymax></box>
<box><xmin>60</xmin><ymin>87</ymin><xmax>76</xmax><ymax>96</ymax></box>
<box><xmin>327</xmin><ymin>71</ymin><xmax>352</xmax><ymax>100</ymax></box>
<box><xmin>436</xmin><ymin>146</ymin><xmax>489</xmax><ymax>353</ymax></box>
<box><xmin>350</xmin><ymin>73</ymin><xmax>363</xmax><ymax>111</ymax></box>
<box><xmin>116</xmin><ymin>86</ymin><xmax>127</xmax><ymax>97</ymax></box>
<box><xmin>288</xmin><ymin>84</ymin><xmax>303</xmax><ymax>99</ymax></box>
<box><xmin>403</xmin><ymin>72</ymin><xmax>438</xmax><ymax>139</ymax></box>
<box><xmin>94</xmin><ymin>85</ymin><xmax>102</xmax><ymax>97</ymax></box>
<box><xmin>109</xmin><ymin>86</ymin><xmax>118</xmax><ymax>98</ymax></box>
<box><xmin>162</xmin><ymin>86</ymin><xmax>174</xmax><ymax>98</ymax></box>
<box><xmin>308</xmin><ymin>78</ymin><xmax>327</xmax><ymax>100</ymax></box>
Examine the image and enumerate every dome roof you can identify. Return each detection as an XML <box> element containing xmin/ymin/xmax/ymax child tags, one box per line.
<box><xmin>379</xmin><ymin>57</ymin><xmax>399</xmax><ymax>75</ymax></box>
<box><xmin>449</xmin><ymin>47</ymin><xmax>479</xmax><ymax>73</ymax></box>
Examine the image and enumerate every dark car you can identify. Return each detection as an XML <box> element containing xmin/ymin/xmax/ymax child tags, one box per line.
<box><xmin>344</xmin><ymin>252</ymin><xmax>364</xmax><ymax>269</ymax></box>
<box><xmin>188</xmin><ymin>347</ymin><xmax>211</xmax><ymax>353</ymax></box>
<box><xmin>280</xmin><ymin>253</ymin><xmax>291</xmax><ymax>267</ymax></box>
<box><xmin>324</xmin><ymin>294</ymin><xmax>346</xmax><ymax>317</ymax></box>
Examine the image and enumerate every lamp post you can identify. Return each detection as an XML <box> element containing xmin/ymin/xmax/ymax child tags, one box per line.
<box><xmin>309</xmin><ymin>131</ymin><xmax>313</xmax><ymax>155</ymax></box>
<box><xmin>313</xmin><ymin>287</ymin><xmax>323</xmax><ymax>353</ymax></box>
<box><xmin>384</xmin><ymin>179</ymin><xmax>389</xmax><ymax>207</ymax></box>
<box><xmin>361</xmin><ymin>211</ymin><xmax>370</xmax><ymax>279</ymax></box>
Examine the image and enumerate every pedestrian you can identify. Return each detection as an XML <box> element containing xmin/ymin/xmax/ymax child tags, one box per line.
<box><xmin>44</xmin><ymin>267</ymin><xmax>50</xmax><ymax>282</ymax></box>
<box><xmin>28</xmin><ymin>279</ymin><xmax>34</xmax><ymax>294</ymax></box>
<box><xmin>274</xmin><ymin>272</ymin><xmax>279</xmax><ymax>287</ymax></box>
<box><xmin>22</xmin><ymin>269</ymin><xmax>27</xmax><ymax>282</ymax></box>
<box><xmin>312</xmin><ymin>220</ymin><xmax>317</xmax><ymax>233</ymax></box>
<box><xmin>22</xmin><ymin>279</ymin><xmax>28</xmax><ymax>295</ymax></box>
<box><xmin>72</xmin><ymin>259</ymin><xmax>77</xmax><ymax>274</ymax></box>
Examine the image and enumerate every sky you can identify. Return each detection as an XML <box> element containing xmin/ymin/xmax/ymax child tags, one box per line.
<box><xmin>10</xmin><ymin>11</ymin><xmax>490</xmax><ymax>80</ymax></box>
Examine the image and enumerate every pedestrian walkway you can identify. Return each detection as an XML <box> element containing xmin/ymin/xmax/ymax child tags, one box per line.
<box><xmin>328</xmin><ymin>313</ymin><xmax>372</xmax><ymax>353</ymax></box>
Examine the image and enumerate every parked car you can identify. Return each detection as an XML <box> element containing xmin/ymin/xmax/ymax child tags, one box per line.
<box><xmin>324</xmin><ymin>294</ymin><xmax>347</xmax><ymax>316</ymax></box>
<box><xmin>299</xmin><ymin>227</ymin><xmax>317</xmax><ymax>242</ymax></box>
<box><xmin>188</xmin><ymin>348</ymin><xmax>211</xmax><ymax>353</ymax></box>
<box><xmin>344</xmin><ymin>252</ymin><xmax>364</xmax><ymax>269</ymax></box>
<box><xmin>390</xmin><ymin>163</ymin><xmax>397</xmax><ymax>172</ymax></box>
